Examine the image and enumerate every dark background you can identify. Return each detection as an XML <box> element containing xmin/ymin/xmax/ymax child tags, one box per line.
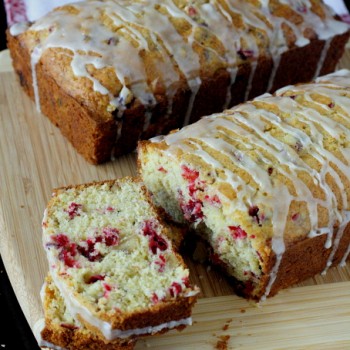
<box><xmin>0</xmin><ymin>3</ymin><xmax>40</xmax><ymax>349</ymax></box>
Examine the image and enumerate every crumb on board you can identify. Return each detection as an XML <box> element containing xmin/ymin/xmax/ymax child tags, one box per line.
<box><xmin>215</xmin><ymin>335</ymin><xmax>231</xmax><ymax>350</ymax></box>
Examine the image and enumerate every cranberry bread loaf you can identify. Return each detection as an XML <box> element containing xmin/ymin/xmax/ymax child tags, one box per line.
<box><xmin>138</xmin><ymin>69</ymin><xmax>350</xmax><ymax>301</ymax></box>
<box><xmin>40</xmin><ymin>177</ymin><xmax>198</xmax><ymax>347</ymax></box>
<box><xmin>7</xmin><ymin>0</ymin><xmax>350</xmax><ymax>164</ymax></box>
<box><xmin>34</xmin><ymin>275</ymin><xmax>136</xmax><ymax>350</ymax></box>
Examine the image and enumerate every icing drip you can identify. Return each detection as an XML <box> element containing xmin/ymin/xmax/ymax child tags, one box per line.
<box><xmin>313</xmin><ymin>38</ymin><xmax>332</xmax><ymax>79</ymax></box>
<box><xmin>267</xmin><ymin>54</ymin><xmax>281</xmax><ymax>93</ymax></box>
<box><xmin>223</xmin><ymin>67</ymin><xmax>238</xmax><ymax>110</ymax></box>
<box><xmin>244</xmin><ymin>60</ymin><xmax>258</xmax><ymax>101</ymax></box>
<box><xmin>161</xmin><ymin>69</ymin><xmax>350</xmax><ymax>298</ymax></box>
<box><xmin>322</xmin><ymin>211</ymin><xmax>350</xmax><ymax>273</ymax></box>
<box><xmin>340</xmin><ymin>243</ymin><xmax>350</xmax><ymax>267</ymax></box>
<box><xmin>9</xmin><ymin>0</ymin><xmax>348</xmax><ymax>136</ymax></box>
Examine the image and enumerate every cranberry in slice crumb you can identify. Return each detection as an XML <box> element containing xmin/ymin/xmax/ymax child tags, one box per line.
<box><xmin>103</xmin><ymin>283</ymin><xmax>112</xmax><ymax>298</ymax></box>
<box><xmin>181</xmin><ymin>165</ymin><xmax>199</xmax><ymax>182</ymax></box>
<box><xmin>158</xmin><ymin>166</ymin><xmax>167</xmax><ymax>173</ymax></box>
<box><xmin>102</xmin><ymin>227</ymin><xmax>120</xmax><ymax>246</ymax></box>
<box><xmin>204</xmin><ymin>194</ymin><xmax>221</xmax><ymax>207</ymax></box>
<box><xmin>155</xmin><ymin>254</ymin><xmax>166</xmax><ymax>272</ymax></box>
<box><xmin>229</xmin><ymin>226</ymin><xmax>248</xmax><ymax>239</ymax></box>
<box><xmin>77</xmin><ymin>238</ymin><xmax>102</xmax><ymax>262</ymax></box>
<box><xmin>149</xmin><ymin>233</ymin><xmax>168</xmax><ymax>254</ymax></box>
<box><xmin>86</xmin><ymin>274</ymin><xmax>105</xmax><ymax>284</ymax></box>
<box><xmin>169</xmin><ymin>282</ymin><xmax>182</xmax><ymax>297</ymax></box>
<box><xmin>180</xmin><ymin>199</ymin><xmax>204</xmax><ymax>223</ymax></box>
<box><xmin>49</xmin><ymin>233</ymin><xmax>79</xmax><ymax>268</ymax></box>
<box><xmin>151</xmin><ymin>293</ymin><xmax>159</xmax><ymax>304</ymax></box>
<box><xmin>182</xmin><ymin>276</ymin><xmax>190</xmax><ymax>287</ymax></box>
<box><xmin>66</xmin><ymin>202</ymin><xmax>82</xmax><ymax>220</ymax></box>
<box><xmin>142</xmin><ymin>220</ymin><xmax>168</xmax><ymax>254</ymax></box>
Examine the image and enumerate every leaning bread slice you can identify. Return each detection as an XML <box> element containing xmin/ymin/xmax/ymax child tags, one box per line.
<box><xmin>42</xmin><ymin>177</ymin><xmax>199</xmax><ymax>342</ymax></box>
<box><xmin>34</xmin><ymin>275</ymin><xmax>136</xmax><ymax>350</ymax></box>
<box><xmin>138</xmin><ymin>69</ymin><xmax>350</xmax><ymax>301</ymax></box>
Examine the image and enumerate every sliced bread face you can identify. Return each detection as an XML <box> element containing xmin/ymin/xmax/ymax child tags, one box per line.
<box><xmin>42</xmin><ymin>177</ymin><xmax>198</xmax><ymax>341</ymax></box>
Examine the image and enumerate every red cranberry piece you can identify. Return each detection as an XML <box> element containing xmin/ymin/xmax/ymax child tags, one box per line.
<box><xmin>158</xmin><ymin>166</ymin><xmax>167</xmax><ymax>173</ymax></box>
<box><xmin>66</xmin><ymin>202</ymin><xmax>82</xmax><ymax>220</ymax></box>
<box><xmin>169</xmin><ymin>282</ymin><xmax>182</xmax><ymax>297</ymax></box>
<box><xmin>149</xmin><ymin>233</ymin><xmax>168</xmax><ymax>254</ymax></box>
<box><xmin>204</xmin><ymin>194</ymin><xmax>221</xmax><ymax>207</ymax></box>
<box><xmin>86</xmin><ymin>274</ymin><xmax>105</xmax><ymax>284</ymax></box>
<box><xmin>182</xmin><ymin>277</ymin><xmax>190</xmax><ymax>287</ymax></box>
<box><xmin>229</xmin><ymin>226</ymin><xmax>248</xmax><ymax>239</ymax></box>
<box><xmin>58</xmin><ymin>244</ymin><xmax>79</xmax><ymax>268</ymax></box>
<box><xmin>142</xmin><ymin>220</ymin><xmax>158</xmax><ymax>237</ymax></box>
<box><xmin>142</xmin><ymin>220</ymin><xmax>168</xmax><ymax>254</ymax></box>
<box><xmin>49</xmin><ymin>234</ymin><xmax>79</xmax><ymax>268</ymax></box>
<box><xmin>180</xmin><ymin>199</ymin><xmax>204</xmax><ymax>223</ymax></box>
<box><xmin>77</xmin><ymin>238</ymin><xmax>102</xmax><ymax>262</ymax></box>
<box><xmin>151</xmin><ymin>293</ymin><xmax>159</xmax><ymax>304</ymax></box>
<box><xmin>102</xmin><ymin>227</ymin><xmax>120</xmax><ymax>246</ymax></box>
<box><xmin>181</xmin><ymin>165</ymin><xmax>199</xmax><ymax>182</ymax></box>
<box><xmin>103</xmin><ymin>283</ymin><xmax>112</xmax><ymax>298</ymax></box>
<box><xmin>155</xmin><ymin>254</ymin><xmax>166</xmax><ymax>272</ymax></box>
<box><xmin>267</xmin><ymin>167</ymin><xmax>273</xmax><ymax>175</ymax></box>
<box><xmin>52</xmin><ymin>233</ymin><xmax>70</xmax><ymax>247</ymax></box>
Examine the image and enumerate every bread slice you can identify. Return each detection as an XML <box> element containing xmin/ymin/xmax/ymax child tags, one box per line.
<box><xmin>137</xmin><ymin>69</ymin><xmax>350</xmax><ymax>301</ymax></box>
<box><xmin>34</xmin><ymin>275</ymin><xmax>136</xmax><ymax>350</ymax></box>
<box><xmin>41</xmin><ymin>177</ymin><xmax>199</xmax><ymax>343</ymax></box>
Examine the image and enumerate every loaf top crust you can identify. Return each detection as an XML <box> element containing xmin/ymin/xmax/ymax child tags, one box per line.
<box><xmin>142</xmin><ymin>69</ymin><xmax>350</xmax><ymax>293</ymax></box>
<box><xmin>42</xmin><ymin>177</ymin><xmax>198</xmax><ymax>338</ymax></box>
<box><xmin>9</xmin><ymin>0</ymin><xmax>349</xmax><ymax>122</ymax></box>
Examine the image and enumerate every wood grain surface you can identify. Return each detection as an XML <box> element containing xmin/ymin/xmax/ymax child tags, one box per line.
<box><xmin>0</xmin><ymin>49</ymin><xmax>350</xmax><ymax>349</ymax></box>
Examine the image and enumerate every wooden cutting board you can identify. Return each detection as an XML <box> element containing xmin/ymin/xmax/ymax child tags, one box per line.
<box><xmin>0</xmin><ymin>48</ymin><xmax>350</xmax><ymax>349</ymax></box>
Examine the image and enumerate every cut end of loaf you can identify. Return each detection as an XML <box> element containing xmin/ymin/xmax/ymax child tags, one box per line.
<box><xmin>138</xmin><ymin>143</ymin><xmax>269</xmax><ymax>299</ymax></box>
<box><xmin>41</xmin><ymin>177</ymin><xmax>198</xmax><ymax>343</ymax></box>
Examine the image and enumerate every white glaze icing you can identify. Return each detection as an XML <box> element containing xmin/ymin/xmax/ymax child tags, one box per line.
<box><xmin>9</xmin><ymin>22</ymin><xmax>30</xmax><ymax>36</ymax></box>
<box><xmin>313</xmin><ymin>38</ymin><xmax>332</xmax><ymax>79</ymax></box>
<box><xmin>158</xmin><ymin>69</ymin><xmax>350</xmax><ymax>298</ymax></box>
